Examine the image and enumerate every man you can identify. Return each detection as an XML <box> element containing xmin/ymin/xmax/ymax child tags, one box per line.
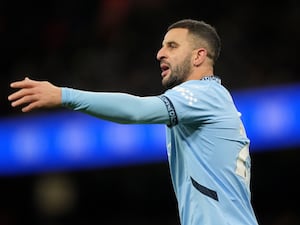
<box><xmin>8</xmin><ymin>19</ymin><xmax>259</xmax><ymax>225</ymax></box>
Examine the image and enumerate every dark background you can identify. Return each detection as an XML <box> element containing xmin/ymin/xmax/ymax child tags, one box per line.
<box><xmin>1</xmin><ymin>0</ymin><xmax>300</xmax><ymax>224</ymax></box>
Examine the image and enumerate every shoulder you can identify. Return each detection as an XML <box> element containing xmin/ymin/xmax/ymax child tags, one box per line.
<box><xmin>164</xmin><ymin>78</ymin><xmax>224</xmax><ymax>100</ymax></box>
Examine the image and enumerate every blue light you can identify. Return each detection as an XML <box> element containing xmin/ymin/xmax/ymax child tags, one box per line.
<box><xmin>1</xmin><ymin>83</ymin><xmax>299</xmax><ymax>175</ymax></box>
<box><xmin>232</xmin><ymin>84</ymin><xmax>300</xmax><ymax>151</ymax></box>
<box><xmin>0</xmin><ymin>112</ymin><xmax>167</xmax><ymax>175</ymax></box>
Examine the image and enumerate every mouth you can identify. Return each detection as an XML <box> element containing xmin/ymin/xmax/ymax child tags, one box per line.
<box><xmin>160</xmin><ymin>63</ymin><xmax>170</xmax><ymax>78</ymax></box>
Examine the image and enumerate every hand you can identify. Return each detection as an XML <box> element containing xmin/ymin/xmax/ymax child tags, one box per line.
<box><xmin>8</xmin><ymin>77</ymin><xmax>62</xmax><ymax>112</ymax></box>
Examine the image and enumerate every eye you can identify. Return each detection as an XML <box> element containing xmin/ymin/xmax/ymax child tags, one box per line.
<box><xmin>168</xmin><ymin>42</ymin><xmax>178</xmax><ymax>49</ymax></box>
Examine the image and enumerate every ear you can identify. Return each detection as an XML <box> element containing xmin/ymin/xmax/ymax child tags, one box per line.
<box><xmin>193</xmin><ymin>48</ymin><xmax>207</xmax><ymax>67</ymax></box>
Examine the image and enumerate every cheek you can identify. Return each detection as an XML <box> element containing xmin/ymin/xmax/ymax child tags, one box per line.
<box><xmin>170</xmin><ymin>55</ymin><xmax>182</xmax><ymax>66</ymax></box>
<box><xmin>169</xmin><ymin>49</ymin><xmax>191</xmax><ymax>66</ymax></box>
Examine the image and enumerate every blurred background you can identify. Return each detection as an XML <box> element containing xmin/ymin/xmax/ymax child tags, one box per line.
<box><xmin>1</xmin><ymin>0</ymin><xmax>300</xmax><ymax>224</ymax></box>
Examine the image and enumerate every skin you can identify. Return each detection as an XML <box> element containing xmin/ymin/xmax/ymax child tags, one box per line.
<box><xmin>157</xmin><ymin>28</ymin><xmax>214</xmax><ymax>88</ymax></box>
<box><xmin>8</xmin><ymin>78</ymin><xmax>62</xmax><ymax>112</ymax></box>
<box><xmin>8</xmin><ymin>28</ymin><xmax>214</xmax><ymax>113</ymax></box>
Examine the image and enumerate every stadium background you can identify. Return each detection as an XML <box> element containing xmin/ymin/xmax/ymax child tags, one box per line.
<box><xmin>0</xmin><ymin>0</ymin><xmax>299</xmax><ymax>224</ymax></box>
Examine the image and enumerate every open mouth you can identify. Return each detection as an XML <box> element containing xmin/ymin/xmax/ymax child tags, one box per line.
<box><xmin>160</xmin><ymin>63</ymin><xmax>170</xmax><ymax>78</ymax></box>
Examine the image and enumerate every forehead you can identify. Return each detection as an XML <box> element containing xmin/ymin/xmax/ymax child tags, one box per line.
<box><xmin>162</xmin><ymin>28</ymin><xmax>190</xmax><ymax>45</ymax></box>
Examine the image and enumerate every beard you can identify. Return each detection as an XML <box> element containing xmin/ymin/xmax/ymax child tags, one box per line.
<box><xmin>162</xmin><ymin>55</ymin><xmax>193</xmax><ymax>89</ymax></box>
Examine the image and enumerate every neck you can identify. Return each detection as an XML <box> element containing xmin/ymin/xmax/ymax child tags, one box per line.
<box><xmin>187</xmin><ymin>66</ymin><xmax>214</xmax><ymax>81</ymax></box>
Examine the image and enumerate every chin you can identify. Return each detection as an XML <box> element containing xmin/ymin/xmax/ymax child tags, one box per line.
<box><xmin>163</xmin><ymin>80</ymin><xmax>177</xmax><ymax>89</ymax></box>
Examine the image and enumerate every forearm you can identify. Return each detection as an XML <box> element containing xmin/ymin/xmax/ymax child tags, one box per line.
<box><xmin>61</xmin><ymin>88</ymin><xmax>170</xmax><ymax>124</ymax></box>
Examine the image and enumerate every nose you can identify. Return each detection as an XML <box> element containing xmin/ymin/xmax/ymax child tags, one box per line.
<box><xmin>156</xmin><ymin>47</ymin><xmax>165</xmax><ymax>61</ymax></box>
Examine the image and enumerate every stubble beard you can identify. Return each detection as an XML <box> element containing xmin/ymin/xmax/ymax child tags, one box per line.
<box><xmin>162</xmin><ymin>56</ymin><xmax>192</xmax><ymax>89</ymax></box>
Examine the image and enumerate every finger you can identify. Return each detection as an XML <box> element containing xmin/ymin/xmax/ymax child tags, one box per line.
<box><xmin>8</xmin><ymin>88</ymin><xmax>32</xmax><ymax>102</ymax></box>
<box><xmin>10</xmin><ymin>77</ymin><xmax>36</xmax><ymax>89</ymax></box>
<box><xmin>22</xmin><ymin>101</ymin><xmax>39</xmax><ymax>112</ymax></box>
<box><xmin>11</xmin><ymin>94</ymin><xmax>37</xmax><ymax>108</ymax></box>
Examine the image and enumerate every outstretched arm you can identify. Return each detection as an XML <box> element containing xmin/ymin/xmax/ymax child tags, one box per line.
<box><xmin>8</xmin><ymin>77</ymin><xmax>170</xmax><ymax>124</ymax></box>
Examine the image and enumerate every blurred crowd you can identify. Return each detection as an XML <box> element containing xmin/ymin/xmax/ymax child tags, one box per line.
<box><xmin>1</xmin><ymin>0</ymin><xmax>299</xmax><ymax>116</ymax></box>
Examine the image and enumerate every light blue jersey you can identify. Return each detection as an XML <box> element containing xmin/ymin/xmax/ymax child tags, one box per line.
<box><xmin>61</xmin><ymin>76</ymin><xmax>258</xmax><ymax>225</ymax></box>
<box><xmin>159</xmin><ymin>77</ymin><xmax>258</xmax><ymax>225</ymax></box>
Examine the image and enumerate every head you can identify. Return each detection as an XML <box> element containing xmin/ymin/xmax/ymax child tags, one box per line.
<box><xmin>157</xmin><ymin>19</ymin><xmax>221</xmax><ymax>89</ymax></box>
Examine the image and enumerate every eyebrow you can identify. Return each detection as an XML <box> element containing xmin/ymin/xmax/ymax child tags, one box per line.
<box><xmin>163</xmin><ymin>41</ymin><xmax>179</xmax><ymax>47</ymax></box>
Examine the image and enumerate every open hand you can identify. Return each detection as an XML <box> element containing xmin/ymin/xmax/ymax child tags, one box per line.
<box><xmin>8</xmin><ymin>77</ymin><xmax>62</xmax><ymax>112</ymax></box>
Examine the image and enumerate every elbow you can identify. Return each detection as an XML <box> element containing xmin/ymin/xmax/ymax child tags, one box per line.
<box><xmin>116</xmin><ymin>112</ymin><xmax>144</xmax><ymax>124</ymax></box>
<box><xmin>117</xmin><ymin>115</ymin><xmax>142</xmax><ymax>124</ymax></box>
<box><xmin>89</xmin><ymin>112</ymin><xmax>142</xmax><ymax>125</ymax></box>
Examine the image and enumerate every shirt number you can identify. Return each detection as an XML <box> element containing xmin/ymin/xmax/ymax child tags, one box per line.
<box><xmin>235</xmin><ymin>144</ymin><xmax>250</xmax><ymax>186</ymax></box>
